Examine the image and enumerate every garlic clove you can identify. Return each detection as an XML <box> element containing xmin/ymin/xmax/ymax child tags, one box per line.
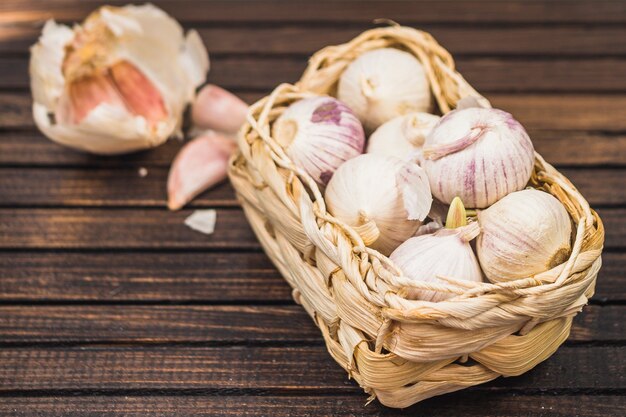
<box><xmin>30</xmin><ymin>4</ymin><xmax>209</xmax><ymax>155</ymax></box>
<box><xmin>366</xmin><ymin>112</ymin><xmax>440</xmax><ymax>160</ymax></box>
<box><xmin>476</xmin><ymin>188</ymin><xmax>573</xmax><ymax>283</ymax></box>
<box><xmin>191</xmin><ymin>84</ymin><xmax>249</xmax><ymax>135</ymax></box>
<box><xmin>167</xmin><ymin>132</ymin><xmax>236</xmax><ymax>211</ymax></box>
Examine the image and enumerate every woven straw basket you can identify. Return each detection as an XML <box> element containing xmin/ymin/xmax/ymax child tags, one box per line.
<box><xmin>228</xmin><ymin>26</ymin><xmax>605</xmax><ymax>408</ymax></box>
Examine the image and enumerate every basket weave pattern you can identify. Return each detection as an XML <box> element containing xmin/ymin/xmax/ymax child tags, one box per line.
<box><xmin>228</xmin><ymin>27</ymin><xmax>605</xmax><ymax>408</ymax></box>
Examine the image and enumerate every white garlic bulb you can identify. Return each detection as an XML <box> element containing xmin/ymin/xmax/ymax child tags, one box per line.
<box><xmin>272</xmin><ymin>96</ymin><xmax>365</xmax><ymax>185</ymax></box>
<box><xmin>325</xmin><ymin>154</ymin><xmax>432</xmax><ymax>255</ymax></box>
<box><xmin>366</xmin><ymin>112</ymin><xmax>440</xmax><ymax>160</ymax></box>
<box><xmin>30</xmin><ymin>4</ymin><xmax>209</xmax><ymax>155</ymax></box>
<box><xmin>390</xmin><ymin>198</ymin><xmax>483</xmax><ymax>302</ymax></box>
<box><xmin>421</xmin><ymin>107</ymin><xmax>535</xmax><ymax>208</ymax></box>
<box><xmin>338</xmin><ymin>48</ymin><xmax>433</xmax><ymax>131</ymax></box>
<box><xmin>476</xmin><ymin>189</ymin><xmax>572</xmax><ymax>283</ymax></box>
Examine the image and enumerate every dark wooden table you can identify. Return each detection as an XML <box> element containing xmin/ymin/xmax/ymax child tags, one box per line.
<box><xmin>0</xmin><ymin>1</ymin><xmax>625</xmax><ymax>415</ymax></box>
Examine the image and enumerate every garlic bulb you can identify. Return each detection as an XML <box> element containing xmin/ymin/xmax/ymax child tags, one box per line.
<box><xmin>30</xmin><ymin>4</ymin><xmax>209</xmax><ymax>155</ymax></box>
<box><xmin>272</xmin><ymin>96</ymin><xmax>365</xmax><ymax>185</ymax></box>
<box><xmin>325</xmin><ymin>154</ymin><xmax>432</xmax><ymax>255</ymax></box>
<box><xmin>421</xmin><ymin>107</ymin><xmax>535</xmax><ymax>208</ymax></box>
<box><xmin>476</xmin><ymin>188</ymin><xmax>572</xmax><ymax>283</ymax></box>
<box><xmin>390</xmin><ymin>198</ymin><xmax>483</xmax><ymax>302</ymax></box>
<box><xmin>366</xmin><ymin>112</ymin><xmax>440</xmax><ymax>160</ymax></box>
<box><xmin>338</xmin><ymin>48</ymin><xmax>433</xmax><ymax>131</ymax></box>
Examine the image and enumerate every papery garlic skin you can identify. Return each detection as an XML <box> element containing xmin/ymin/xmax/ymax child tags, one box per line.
<box><xmin>325</xmin><ymin>154</ymin><xmax>432</xmax><ymax>255</ymax></box>
<box><xmin>272</xmin><ymin>96</ymin><xmax>365</xmax><ymax>185</ymax></box>
<box><xmin>390</xmin><ymin>222</ymin><xmax>483</xmax><ymax>302</ymax></box>
<box><xmin>422</xmin><ymin>108</ymin><xmax>535</xmax><ymax>208</ymax></box>
<box><xmin>30</xmin><ymin>4</ymin><xmax>209</xmax><ymax>155</ymax></box>
<box><xmin>367</xmin><ymin>112</ymin><xmax>440</xmax><ymax>160</ymax></box>
<box><xmin>338</xmin><ymin>48</ymin><xmax>433</xmax><ymax>131</ymax></box>
<box><xmin>476</xmin><ymin>189</ymin><xmax>572</xmax><ymax>283</ymax></box>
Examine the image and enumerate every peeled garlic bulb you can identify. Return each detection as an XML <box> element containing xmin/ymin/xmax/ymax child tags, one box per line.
<box><xmin>338</xmin><ymin>48</ymin><xmax>433</xmax><ymax>131</ymax></box>
<box><xmin>272</xmin><ymin>96</ymin><xmax>365</xmax><ymax>185</ymax></box>
<box><xmin>421</xmin><ymin>107</ymin><xmax>535</xmax><ymax>208</ymax></box>
<box><xmin>476</xmin><ymin>189</ymin><xmax>572</xmax><ymax>283</ymax></box>
<box><xmin>30</xmin><ymin>4</ymin><xmax>209</xmax><ymax>155</ymax></box>
<box><xmin>325</xmin><ymin>154</ymin><xmax>432</xmax><ymax>255</ymax></box>
<box><xmin>390</xmin><ymin>198</ymin><xmax>483</xmax><ymax>302</ymax></box>
<box><xmin>367</xmin><ymin>112</ymin><xmax>440</xmax><ymax>160</ymax></box>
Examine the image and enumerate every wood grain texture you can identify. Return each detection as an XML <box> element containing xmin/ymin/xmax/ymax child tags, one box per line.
<box><xmin>0</xmin><ymin>346</ymin><xmax>623</xmax><ymax>391</ymax></box>
<box><xmin>0</xmin><ymin>209</ymin><xmax>259</xmax><ymax>250</ymax></box>
<box><xmin>6</xmin><ymin>25</ymin><xmax>626</xmax><ymax>56</ymax></box>
<box><xmin>0</xmin><ymin>252</ymin><xmax>287</xmax><ymax>302</ymax></box>
<box><xmin>0</xmin><ymin>252</ymin><xmax>622</xmax><ymax>302</ymax></box>
<box><xmin>6</xmin><ymin>92</ymin><xmax>626</xmax><ymax>132</ymax></box>
<box><xmin>2</xmin><ymin>0</ymin><xmax>625</xmax><ymax>24</ymax></box>
<box><xmin>0</xmin><ymin>305</ymin><xmax>620</xmax><ymax>344</ymax></box>
<box><xmin>0</xmin><ymin>394</ymin><xmax>623</xmax><ymax>417</ymax></box>
<box><xmin>0</xmin><ymin>208</ymin><xmax>623</xmax><ymax>249</ymax></box>
<box><xmin>5</xmin><ymin>56</ymin><xmax>626</xmax><ymax>92</ymax></box>
<box><xmin>0</xmin><ymin>167</ymin><xmax>622</xmax><ymax>207</ymax></box>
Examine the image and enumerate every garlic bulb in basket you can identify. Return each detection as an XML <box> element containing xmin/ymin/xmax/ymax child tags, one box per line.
<box><xmin>272</xmin><ymin>96</ymin><xmax>365</xmax><ymax>185</ymax></box>
<box><xmin>30</xmin><ymin>4</ymin><xmax>209</xmax><ymax>155</ymax></box>
<box><xmin>390</xmin><ymin>197</ymin><xmax>483</xmax><ymax>302</ymax></box>
<box><xmin>367</xmin><ymin>112</ymin><xmax>440</xmax><ymax>160</ymax></box>
<box><xmin>325</xmin><ymin>154</ymin><xmax>432</xmax><ymax>255</ymax></box>
<box><xmin>476</xmin><ymin>188</ymin><xmax>572</xmax><ymax>283</ymax></box>
<box><xmin>338</xmin><ymin>48</ymin><xmax>433</xmax><ymax>131</ymax></box>
<box><xmin>421</xmin><ymin>107</ymin><xmax>535</xmax><ymax>208</ymax></box>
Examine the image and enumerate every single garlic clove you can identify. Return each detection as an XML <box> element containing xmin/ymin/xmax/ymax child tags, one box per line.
<box><xmin>191</xmin><ymin>84</ymin><xmax>249</xmax><ymax>135</ymax></box>
<box><xmin>476</xmin><ymin>188</ymin><xmax>573</xmax><ymax>283</ymax></box>
<box><xmin>167</xmin><ymin>132</ymin><xmax>236</xmax><ymax>211</ymax></box>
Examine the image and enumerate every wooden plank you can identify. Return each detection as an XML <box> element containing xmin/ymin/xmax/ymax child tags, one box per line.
<box><xmin>0</xmin><ymin>346</ymin><xmax>622</xmax><ymax>391</ymax></box>
<box><xmin>0</xmin><ymin>251</ymin><xmax>622</xmax><ymax>303</ymax></box>
<box><xmin>0</xmin><ymin>252</ymin><xmax>287</xmax><ymax>302</ymax></box>
<box><xmin>0</xmin><ymin>208</ymin><xmax>623</xmax><ymax>249</ymax></box>
<box><xmin>1</xmin><ymin>1</ymin><xmax>625</xmax><ymax>24</ymax></box>
<box><xmin>0</xmin><ymin>305</ymin><xmax>320</xmax><ymax>344</ymax></box>
<box><xmin>5</xmin><ymin>25</ymin><xmax>626</xmax><ymax>56</ymax></box>
<box><xmin>0</xmin><ymin>168</ymin><xmax>237</xmax><ymax>207</ymax></box>
<box><xmin>0</xmin><ymin>394</ymin><xmax>623</xmax><ymax>417</ymax></box>
<box><xmin>5</xmin><ymin>56</ymin><xmax>626</xmax><ymax>92</ymax></box>
<box><xmin>0</xmin><ymin>208</ymin><xmax>260</xmax><ymax>250</ymax></box>
<box><xmin>1</xmin><ymin>130</ymin><xmax>625</xmax><ymax>169</ymax></box>
<box><xmin>0</xmin><ymin>305</ymin><xmax>619</xmax><ymax>344</ymax></box>
<box><xmin>0</xmin><ymin>168</ymin><xmax>622</xmax><ymax>207</ymax></box>
<box><xmin>5</xmin><ymin>92</ymin><xmax>626</xmax><ymax>132</ymax></box>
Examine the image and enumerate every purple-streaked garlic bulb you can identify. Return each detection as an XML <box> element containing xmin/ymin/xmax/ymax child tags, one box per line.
<box><xmin>325</xmin><ymin>154</ymin><xmax>432</xmax><ymax>255</ymax></box>
<box><xmin>272</xmin><ymin>96</ymin><xmax>365</xmax><ymax>185</ymax></box>
<box><xmin>476</xmin><ymin>189</ymin><xmax>572</xmax><ymax>283</ymax></box>
<box><xmin>421</xmin><ymin>107</ymin><xmax>535</xmax><ymax>208</ymax></box>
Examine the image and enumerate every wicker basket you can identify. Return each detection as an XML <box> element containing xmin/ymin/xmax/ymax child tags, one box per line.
<box><xmin>228</xmin><ymin>26</ymin><xmax>604</xmax><ymax>408</ymax></box>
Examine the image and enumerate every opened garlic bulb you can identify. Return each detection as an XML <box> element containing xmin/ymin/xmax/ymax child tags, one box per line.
<box><xmin>272</xmin><ymin>96</ymin><xmax>365</xmax><ymax>185</ymax></box>
<box><xmin>476</xmin><ymin>189</ymin><xmax>572</xmax><ymax>283</ymax></box>
<box><xmin>421</xmin><ymin>107</ymin><xmax>535</xmax><ymax>208</ymax></box>
<box><xmin>338</xmin><ymin>48</ymin><xmax>433</xmax><ymax>131</ymax></box>
<box><xmin>390</xmin><ymin>198</ymin><xmax>483</xmax><ymax>302</ymax></box>
<box><xmin>30</xmin><ymin>4</ymin><xmax>209</xmax><ymax>155</ymax></box>
<box><xmin>325</xmin><ymin>154</ymin><xmax>432</xmax><ymax>255</ymax></box>
<box><xmin>367</xmin><ymin>112</ymin><xmax>440</xmax><ymax>160</ymax></box>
